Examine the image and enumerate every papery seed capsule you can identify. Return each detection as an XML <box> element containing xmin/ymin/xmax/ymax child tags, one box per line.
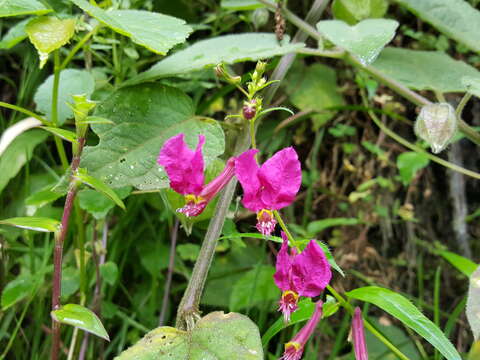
<box><xmin>414</xmin><ymin>102</ymin><xmax>457</xmax><ymax>154</ymax></box>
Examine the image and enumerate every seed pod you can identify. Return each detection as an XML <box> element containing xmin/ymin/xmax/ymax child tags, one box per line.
<box><xmin>414</xmin><ymin>102</ymin><xmax>457</xmax><ymax>154</ymax></box>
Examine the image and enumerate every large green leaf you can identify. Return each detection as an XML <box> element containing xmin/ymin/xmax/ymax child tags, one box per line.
<box><xmin>115</xmin><ymin>311</ymin><xmax>263</xmax><ymax>359</ymax></box>
<box><xmin>80</xmin><ymin>84</ymin><xmax>225</xmax><ymax>191</ymax></box>
<box><xmin>126</xmin><ymin>33</ymin><xmax>304</xmax><ymax>85</ymax></box>
<box><xmin>372</xmin><ymin>47</ymin><xmax>480</xmax><ymax>93</ymax></box>
<box><xmin>0</xmin><ymin>129</ymin><xmax>48</xmax><ymax>194</ymax></box>
<box><xmin>317</xmin><ymin>19</ymin><xmax>398</xmax><ymax>65</ymax></box>
<box><xmin>229</xmin><ymin>265</ymin><xmax>279</xmax><ymax>311</ymax></box>
<box><xmin>221</xmin><ymin>0</ymin><xmax>264</xmax><ymax>10</ymax></box>
<box><xmin>34</xmin><ymin>69</ymin><xmax>95</xmax><ymax>125</ymax></box>
<box><xmin>394</xmin><ymin>0</ymin><xmax>480</xmax><ymax>53</ymax></box>
<box><xmin>26</xmin><ymin>16</ymin><xmax>76</xmax><ymax>68</ymax></box>
<box><xmin>51</xmin><ymin>303</ymin><xmax>109</xmax><ymax>341</ymax></box>
<box><xmin>0</xmin><ymin>0</ymin><xmax>51</xmax><ymax>17</ymax></box>
<box><xmin>347</xmin><ymin>286</ymin><xmax>462</xmax><ymax>360</ymax></box>
<box><xmin>284</xmin><ymin>62</ymin><xmax>344</xmax><ymax>130</ymax></box>
<box><xmin>0</xmin><ymin>17</ymin><xmax>29</xmax><ymax>49</ymax></box>
<box><xmin>70</xmin><ymin>0</ymin><xmax>191</xmax><ymax>55</ymax></box>
<box><xmin>467</xmin><ymin>265</ymin><xmax>480</xmax><ymax>340</ymax></box>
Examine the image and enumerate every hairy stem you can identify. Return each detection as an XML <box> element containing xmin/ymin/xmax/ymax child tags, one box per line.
<box><xmin>51</xmin><ymin>137</ymin><xmax>86</xmax><ymax>360</ymax></box>
<box><xmin>176</xmin><ymin>127</ymin><xmax>250</xmax><ymax>330</ymax></box>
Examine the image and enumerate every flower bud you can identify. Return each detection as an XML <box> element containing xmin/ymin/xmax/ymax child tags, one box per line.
<box><xmin>414</xmin><ymin>102</ymin><xmax>457</xmax><ymax>154</ymax></box>
<box><xmin>251</xmin><ymin>8</ymin><xmax>269</xmax><ymax>29</ymax></box>
<box><xmin>243</xmin><ymin>99</ymin><xmax>257</xmax><ymax>120</ymax></box>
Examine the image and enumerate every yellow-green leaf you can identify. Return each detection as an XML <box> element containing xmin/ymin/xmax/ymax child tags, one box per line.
<box><xmin>26</xmin><ymin>16</ymin><xmax>75</xmax><ymax>68</ymax></box>
<box><xmin>0</xmin><ymin>0</ymin><xmax>51</xmax><ymax>18</ymax></box>
<box><xmin>41</xmin><ymin>126</ymin><xmax>78</xmax><ymax>144</ymax></box>
<box><xmin>0</xmin><ymin>216</ymin><xmax>60</xmax><ymax>232</ymax></box>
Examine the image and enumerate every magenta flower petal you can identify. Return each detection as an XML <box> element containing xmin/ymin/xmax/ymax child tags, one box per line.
<box><xmin>258</xmin><ymin>147</ymin><xmax>301</xmax><ymax>210</ymax></box>
<box><xmin>158</xmin><ymin>134</ymin><xmax>205</xmax><ymax>195</ymax></box>
<box><xmin>234</xmin><ymin>148</ymin><xmax>265</xmax><ymax>211</ymax></box>
<box><xmin>352</xmin><ymin>307</ymin><xmax>368</xmax><ymax>360</ymax></box>
<box><xmin>291</xmin><ymin>240</ymin><xmax>332</xmax><ymax>297</ymax></box>
<box><xmin>274</xmin><ymin>232</ymin><xmax>293</xmax><ymax>292</ymax></box>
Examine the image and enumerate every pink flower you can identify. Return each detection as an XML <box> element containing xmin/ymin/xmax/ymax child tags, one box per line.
<box><xmin>352</xmin><ymin>307</ymin><xmax>368</xmax><ymax>360</ymax></box>
<box><xmin>234</xmin><ymin>147</ymin><xmax>301</xmax><ymax>235</ymax></box>
<box><xmin>280</xmin><ymin>300</ymin><xmax>324</xmax><ymax>360</ymax></box>
<box><xmin>274</xmin><ymin>232</ymin><xmax>332</xmax><ymax>322</ymax></box>
<box><xmin>158</xmin><ymin>133</ymin><xmax>235</xmax><ymax>217</ymax></box>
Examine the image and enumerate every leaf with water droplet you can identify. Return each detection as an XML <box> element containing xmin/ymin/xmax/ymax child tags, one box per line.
<box><xmin>25</xmin><ymin>16</ymin><xmax>75</xmax><ymax>68</ymax></box>
<box><xmin>317</xmin><ymin>19</ymin><xmax>398</xmax><ymax>65</ymax></box>
<box><xmin>115</xmin><ymin>311</ymin><xmax>263</xmax><ymax>359</ymax></box>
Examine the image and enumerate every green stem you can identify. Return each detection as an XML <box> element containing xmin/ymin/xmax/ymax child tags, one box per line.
<box><xmin>0</xmin><ymin>101</ymin><xmax>48</xmax><ymax>124</ymax></box>
<box><xmin>273</xmin><ymin>210</ymin><xmax>297</xmax><ymax>247</ymax></box>
<box><xmin>456</xmin><ymin>93</ymin><xmax>473</xmax><ymax>119</ymax></box>
<box><xmin>60</xmin><ymin>26</ymin><xmax>99</xmax><ymax>70</ymax></box>
<box><xmin>326</xmin><ymin>285</ymin><xmax>411</xmax><ymax>360</ymax></box>
<box><xmin>249</xmin><ymin>119</ymin><xmax>257</xmax><ymax>149</ymax></box>
<box><xmin>295</xmin><ymin>47</ymin><xmax>345</xmax><ymax>59</ymax></box>
<box><xmin>74</xmin><ymin>199</ymin><xmax>87</xmax><ymax>305</ymax></box>
<box><xmin>51</xmin><ymin>50</ymin><xmax>69</xmax><ymax>170</ymax></box>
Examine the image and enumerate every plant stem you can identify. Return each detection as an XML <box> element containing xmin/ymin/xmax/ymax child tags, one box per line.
<box><xmin>159</xmin><ymin>218</ymin><xmax>179</xmax><ymax>326</ymax></box>
<box><xmin>51</xmin><ymin>50</ymin><xmax>69</xmax><ymax>170</ymax></box>
<box><xmin>0</xmin><ymin>101</ymin><xmax>48</xmax><ymax>124</ymax></box>
<box><xmin>326</xmin><ymin>285</ymin><xmax>411</xmax><ymax>360</ymax></box>
<box><xmin>176</xmin><ymin>127</ymin><xmax>251</xmax><ymax>330</ymax></box>
<box><xmin>273</xmin><ymin>210</ymin><xmax>297</xmax><ymax>247</ymax></box>
<box><xmin>51</xmin><ymin>137</ymin><xmax>86</xmax><ymax>360</ymax></box>
<box><xmin>60</xmin><ymin>26</ymin><xmax>100</xmax><ymax>70</ymax></box>
<box><xmin>249</xmin><ymin>119</ymin><xmax>257</xmax><ymax>149</ymax></box>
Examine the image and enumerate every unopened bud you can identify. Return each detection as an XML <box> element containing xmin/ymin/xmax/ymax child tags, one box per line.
<box><xmin>251</xmin><ymin>8</ymin><xmax>269</xmax><ymax>29</ymax></box>
<box><xmin>414</xmin><ymin>102</ymin><xmax>457</xmax><ymax>154</ymax></box>
<box><xmin>214</xmin><ymin>64</ymin><xmax>226</xmax><ymax>79</ymax></box>
<box><xmin>215</xmin><ymin>63</ymin><xmax>241</xmax><ymax>85</ymax></box>
<box><xmin>243</xmin><ymin>99</ymin><xmax>257</xmax><ymax>120</ymax></box>
<box><xmin>255</xmin><ymin>60</ymin><xmax>267</xmax><ymax>75</ymax></box>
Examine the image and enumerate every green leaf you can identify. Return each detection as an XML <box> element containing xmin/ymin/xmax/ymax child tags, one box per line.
<box><xmin>467</xmin><ymin>265</ymin><xmax>480</xmax><ymax>340</ymax></box>
<box><xmin>347</xmin><ymin>286</ymin><xmax>462</xmax><ymax>360</ymax></box>
<box><xmin>394</xmin><ymin>0</ymin><xmax>480</xmax><ymax>53</ymax></box>
<box><xmin>61</xmin><ymin>267</ymin><xmax>80</xmax><ymax>300</ymax></box>
<box><xmin>317</xmin><ymin>19</ymin><xmax>399</xmax><ymax>65</ymax></box>
<box><xmin>0</xmin><ymin>0</ymin><xmax>51</xmax><ymax>17</ymax></box>
<box><xmin>100</xmin><ymin>262</ymin><xmax>119</xmax><ymax>286</ymax></box>
<box><xmin>396</xmin><ymin>152</ymin><xmax>430</xmax><ymax>185</ymax></box>
<box><xmin>34</xmin><ymin>69</ymin><xmax>95</xmax><ymax>125</ymax></box>
<box><xmin>26</xmin><ymin>16</ymin><xmax>75</xmax><ymax>68</ymax></box>
<box><xmin>51</xmin><ymin>303</ymin><xmax>109</xmax><ymax>341</ymax></box>
<box><xmin>78</xmin><ymin>187</ymin><xmax>131</xmax><ymax>219</ymax></box>
<box><xmin>177</xmin><ymin>243</ymin><xmax>200</xmax><ymax>261</ymax></box>
<box><xmin>70</xmin><ymin>0</ymin><xmax>191</xmax><ymax>55</ymax></box>
<box><xmin>41</xmin><ymin>126</ymin><xmax>78</xmax><ymax>144</ymax></box>
<box><xmin>462</xmin><ymin>76</ymin><xmax>480</xmax><ymax>99</ymax></box>
<box><xmin>439</xmin><ymin>250</ymin><xmax>478</xmax><ymax>277</ymax></box>
<box><xmin>80</xmin><ymin>84</ymin><xmax>225</xmax><ymax>191</ymax></box>
<box><xmin>126</xmin><ymin>34</ymin><xmax>304</xmax><ymax>85</ymax></box>
<box><xmin>0</xmin><ymin>129</ymin><xmax>48</xmax><ymax>194</ymax></box>
<box><xmin>74</xmin><ymin>169</ymin><xmax>126</xmax><ymax>210</ymax></box>
<box><xmin>1</xmin><ymin>275</ymin><xmax>35</xmax><ymax>310</ymax></box>
<box><xmin>115</xmin><ymin>311</ymin><xmax>262</xmax><ymax>359</ymax></box>
<box><xmin>372</xmin><ymin>47</ymin><xmax>480</xmax><ymax>93</ymax></box>
<box><xmin>25</xmin><ymin>187</ymin><xmax>64</xmax><ymax>208</ymax></box>
<box><xmin>307</xmin><ymin>217</ymin><xmax>360</xmax><ymax>235</ymax></box>
<box><xmin>262</xmin><ymin>297</ymin><xmax>338</xmax><ymax>346</ymax></box>
<box><xmin>0</xmin><ymin>17</ymin><xmax>29</xmax><ymax>49</ymax></box>
<box><xmin>229</xmin><ymin>265</ymin><xmax>279</xmax><ymax>311</ymax></box>
<box><xmin>332</xmin><ymin>0</ymin><xmax>389</xmax><ymax>25</ymax></box>
<box><xmin>0</xmin><ymin>216</ymin><xmax>60</xmax><ymax>232</ymax></box>
<box><xmin>221</xmin><ymin>0</ymin><xmax>264</xmax><ymax>10</ymax></box>
<box><xmin>78</xmin><ymin>116</ymin><xmax>114</xmax><ymax>125</ymax></box>
<box><xmin>284</xmin><ymin>62</ymin><xmax>344</xmax><ymax>130</ymax></box>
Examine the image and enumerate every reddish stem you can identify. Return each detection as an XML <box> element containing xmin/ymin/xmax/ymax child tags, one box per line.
<box><xmin>51</xmin><ymin>138</ymin><xmax>85</xmax><ymax>360</ymax></box>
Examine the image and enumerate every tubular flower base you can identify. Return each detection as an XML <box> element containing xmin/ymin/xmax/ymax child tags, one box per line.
<box><xmin>352</xmin><ymin>307</ymin><xmax>369</xmax><ymax>360</ymax></box>
<box><xmin>158</xmin><ymin>133</ymin><xmax>235</xmax><ymax>217</ymax></box>
<box><xmin>280</xmin><ymin>301</ymin><xmax>324</xmax><ymax>360</ymax></box>
<box><xmin>235</xmin><ymin>147</ymin><xmax>301</xmax><ymax>235</ymax></box>
<box><xmin>274</xmin><ymin>232</ymin><xmax>332</xmax><ymax>321</ymax></box>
